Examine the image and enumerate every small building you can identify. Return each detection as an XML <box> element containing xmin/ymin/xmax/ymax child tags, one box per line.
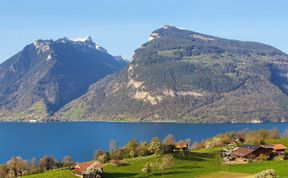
<box><xmin>231</xmin><ymin>145</ymin><xmax>259</xmax><ymax>159</ymax></box>
<box><xmin>272</xmin><ymin>144</ymin><xmax>287</xmax><ymax>155</ymax></box>
<box><xmin>72</xmin><ymin>161</ymin><xmax>103</xmax><ymax>178</ymax></box>
<box><xmin>175</xmin><ymin>141</ymin><xmax>189</xmax><ymax>151</ymax></box>
<box><xmin>231</xmin><ymin>145</ymin><xmax>273</xmax><ymax>160</ymax></box>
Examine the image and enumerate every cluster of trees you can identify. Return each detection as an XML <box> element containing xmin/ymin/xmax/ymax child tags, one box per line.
<box><xmin>0</xmin><ymin>155</ymin><xmax>74</xmax><ymax>178</ymax></box>
<box><xmin>94</xmin><ymin>134</ymin><xmax>190</xmax><ymax>164</ymax></box>
<box><xmin>192</xmin><ymin>129</ymin><xmax>285</xmax><ymax>149</ymax></box>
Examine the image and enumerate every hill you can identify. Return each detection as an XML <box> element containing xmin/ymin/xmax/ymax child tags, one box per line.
<box><xmin>59</xmin><ymin>25</ymin><xmax>288</xmax><ymax>123</ymax></box>
<box><xmin>0</xmin><ymin>37</ymin><xmax>128</xmax><ymax>121</ymax></box>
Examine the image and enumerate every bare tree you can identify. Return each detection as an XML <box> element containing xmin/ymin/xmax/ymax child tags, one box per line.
<box><xmin>0</xmin><ymin>165</ymin><xmax>8</xmax><ymax>178</ymax></box>
<box><xmin>30</xmin><ymin>157</ymin><xmax>38</xmax><ymax>169</ymax></box>
<box><xmin>63</xmin><ymin>155</ymin><xmax>74</xmax><ymax>167</ymax></box>
<box><xmin>40</xmin><ymin>155</ymin><xmax>55</xmax><ymax>171</ymax></box>
<box><xmin>149</xmin><ymin>137</ymin><xmax>162</xmax><ymax>155</ymax></box>
<box><xmin>109</xmin><ymin>140</ymin><xmax>118</xmax><ymax>154</ymax></box>
<box><xmin>6</xmin><ymin>156</ymin><xmax>29</xmax><ymax>177</ymax></box>
<box><xmin>283</xmin><ymin>129</ymin><xmax>288</xmax><ymax>138</ymax></box>
<box><xmin>93</xmin><ymin>149</ymin><xmax>104</xmax><ymax>160</ymax></box>
<box><xmin>159</xmin><ymin>155</ymin><xmax>174</xmax><ymax>177</ymax></box>
<box><xmin>162</xmin><ymin>134</ymin><xmax>176</xmax><ymax>153</ymax></box>
<box><xmin>141</xmin><ymin>162</ymin><xmax>152</xmax><ymax>176</ymax></box>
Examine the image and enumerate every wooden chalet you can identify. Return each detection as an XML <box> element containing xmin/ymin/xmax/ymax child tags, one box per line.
<box><xmin>272</xmin><ymin>144</ymin><xmax>287</xmax><ymax>155</ymax></box>
<box><xmin>175</xmin><ymin>141</ymin><xmax>189</xmax><ymax>151</ymax></box>
<box><xmin>231</xmin><ymin>145</ymin><xmax>273</xmax><ymax>160</ymax></box>
<box><xmin>72</xmin><ymin>161</ymin><xmax>103</xmax><ymax>178</ymax></box>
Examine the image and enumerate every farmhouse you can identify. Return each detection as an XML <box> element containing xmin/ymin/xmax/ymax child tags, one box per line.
<box><xmin>72</xmin><ymin>161</ymin><xmax>103</xmax><ymax>178</ymax></box>
<box><xmin>272</xmin><ymin>144</ymin><xmax>287</xmax><ymax>154</ymax></box>
<box><xmin>175</xmin><ymin>141</ymin><xmax>189</xmax><ymax>151</ymax></box>
<box><xmin>226</xmin><ymin>143</ymin><xmax>287</xmax><ymax>162</ymax></box>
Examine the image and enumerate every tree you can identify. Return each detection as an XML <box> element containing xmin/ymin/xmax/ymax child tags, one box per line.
<box><xmin>162</xmin><ymin>134</ymin><xmax>176</xmax><ymax>153</ymax></box>
<box><xmin>63</xmin><ymin>155</ymin><xmax>74</xmax><ymax>167</ymax></box>
<box><xmin>30</xmin><ymin>157</ymin><xmax>38</xmax><ymax>169</ymax></box>
<box><xmin>6</xmin><ymin>156</ymin><xmax>29</xmax><ymax>177</ymax></box>
<box><xmin>97</xmin><ymin>152</ymin><xmax>110</xmax><ymax>163</ymax></box>
<box><xmin>40</xmin><ymin>156</ymin><xmax>55</xmax><ymax>171</ymax></box>
<box><xmin>283</xmin><ymin>129</ymin><xmax>288</xmax><ymax>138</ymax></box>
<box><xmin>93</xmin><ymin>150</ymin><xmax>104</xmax><ymax>160</ymax></box>
<box><xmin>141</xmin><ymin>162</ymin><xmax>152</xmax><ymax>176</ymax></box>
<box><xmin>139</xmin><ymin>141</ymin><xmax>150</xmax><ymax>156</ymax></box>
<box><xmin>125</xmin><ymin>139</ymin><xmax>139</xmax><ymax>157</ymax></box>
<box><xmin>149</xmin><ymin>137</ymin><xmax>162</xmax><ymax>155</ymax></box>
<box><xmin>158</xmin><ymin>155</ymin><xmax>174</xmax><ymax>177</ymax></box>
<box><xmin>0</xmin><ymin>165</ymin><xmax>8</xmax><ymax>178</ymax></box>
<box><xmin>109</xmin><ymin>140</ymin><xmax>118</xmax><ymax>154</ymax></box>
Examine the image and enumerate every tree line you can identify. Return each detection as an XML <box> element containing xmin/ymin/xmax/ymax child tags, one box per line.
<box><xmin>93</xmin><ymin>134</ymin><xmax>190</xmax><ymax>164</ymax></box>
<box><xmin>0</xmin><ymin>155</ymin><xmax>74</xmax><ymax>178</ymax></box>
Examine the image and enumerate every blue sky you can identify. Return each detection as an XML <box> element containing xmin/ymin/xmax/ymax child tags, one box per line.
<box><xmin>0</xmin><ymin>0</ymin><xmax>287</xmax><ymax>62</ymax></box>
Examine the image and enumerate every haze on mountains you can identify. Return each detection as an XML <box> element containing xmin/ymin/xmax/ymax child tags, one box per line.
<box><xmin>1</xmin><ymin>26</ymin><xmax>288</xmax><ymax>123</ymax></box>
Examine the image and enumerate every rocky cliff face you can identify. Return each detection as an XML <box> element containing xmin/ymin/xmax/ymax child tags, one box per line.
<box><xmin>0</xmin><ymin>37</ymin><xmax>128</xmax><ymax>121</ymax></box>
<box><xmin>58</xmin><ymin>26</ymin><xmax>288</xmax><ymax>123</ymax></box>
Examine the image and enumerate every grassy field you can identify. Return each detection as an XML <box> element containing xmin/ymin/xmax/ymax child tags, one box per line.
<box><xmin>24</xmin><ymin>169</ymin><xmax>77</xmax><ymax>178</ymax></box>
<box><xmin>23</xmin><ymin>150</ymin><xmax>288</xmax><ymax>178</ymax></box>
<box><xmin>23</xmin><ymin>139</ymin><xmax>288</xmax><ymax>178</ymax></box>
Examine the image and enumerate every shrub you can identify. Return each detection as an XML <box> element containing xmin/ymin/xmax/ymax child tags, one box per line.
<box><xmin>110</xmin><ymin>159</ymin><xmax>122</xmax><ymax>166</ymax></box>
<box><xmin>141</xmin><ymin>162</ymin><xmax>152</xmax><ymax>176</ymax></box>
<box><xmin>255</xmin><ymin>169</ymin><xmax>277</xmax><ymax>178</ymax></box>
<box><xmin>258</xmin><ymin>154</ymin><xmax>268</xmax><ymax>160</ymax></box>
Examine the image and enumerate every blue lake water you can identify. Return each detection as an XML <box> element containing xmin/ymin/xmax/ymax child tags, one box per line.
<box><xmin>0</xmin><ymin>122</ymin><xmax>288</xmax><ymax>163</ymax></box>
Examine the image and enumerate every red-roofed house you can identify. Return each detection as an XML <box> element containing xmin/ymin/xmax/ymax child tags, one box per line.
<box><xmin>272</xmin><ymin>144</ymin><xmax>287</xmax><ymax>154</ymax></box>
<box><xmin>72</xmin><ymin>161</ymin><xmax>103</xmax><ymax>178</ymax></box>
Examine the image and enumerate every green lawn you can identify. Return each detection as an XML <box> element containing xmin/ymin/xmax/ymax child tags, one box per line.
<box><xmin>265</xmin><ymin>138</ymin><xmax>288</xmax><ymax>147</ymax></box>
<box><xmin>23</xmin><ymin>145</ymin><xmax>288</xmax><ymax>178</ymax></box>
<box><xmin>24</xmin><ymin>169</ymin><xmax>77</xmax><ymax>178</ymax></box>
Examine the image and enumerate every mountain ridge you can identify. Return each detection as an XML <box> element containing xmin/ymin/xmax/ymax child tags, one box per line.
<box><xmin>57</xmin><ymin>26</ymin><xmax>288</xmax><ymax>123</ymax></box>
<box><xmin>0</xmin><ymin>36</ymin><xmax>128</xmax><ymax>121</ymax></box>
<box><xmin>1</xmin><ymin>26</ymin><xmax>288</xmax><ymax>123</ymax></box>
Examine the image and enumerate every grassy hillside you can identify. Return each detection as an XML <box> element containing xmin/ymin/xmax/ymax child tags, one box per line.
<box><xmin>24</xmin><ymin>169</ymin><xmax>77</xmax><ymax>178</ymax></box>
<box><xmin>23</xmin><ymin>148</ymin><xmax>288</xmax><ymax>178</ymax></box>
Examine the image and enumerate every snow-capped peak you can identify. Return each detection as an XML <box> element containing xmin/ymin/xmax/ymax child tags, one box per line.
<box><xmin>73</xmin><ymin>36</ymin><xmax>92</xmax><ymax>42</ymax></box>
<box><xmin>96</xmin><ymin>44</ymin><xmax>107</xmax><ymax>53</ymax></box>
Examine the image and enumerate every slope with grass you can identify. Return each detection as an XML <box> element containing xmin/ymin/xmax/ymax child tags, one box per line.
<box><xmin>23</xmin><ymin>141</ymin><xmax>288</xmax><ymax>178</ymax></box>
<box><xmin>24</xmin><ymin>169</ymin><xmax>77</xmax><ymax>178</ymax></box>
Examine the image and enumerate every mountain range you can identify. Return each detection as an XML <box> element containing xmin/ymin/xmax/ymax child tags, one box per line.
<box><xmin>0</xmin><ymin>37</ymin><xmax>128</xmax><ymax>121</ymax></box>
<box><xmin>1</xmin><ymin>26</ymin><xmax>288</xmax><ymax>123</ymax></box>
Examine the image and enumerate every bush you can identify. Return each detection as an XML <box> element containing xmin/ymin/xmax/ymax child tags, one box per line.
<box><xmin>274</xmin><ymin>155</ymin><xmax>285</xmax><ymax>161</ymax></box>
<box><xmin>110</xmin><ymin>159</ymin><xmax>122</xmax><ymax>166</ymax></box>
<box><xmin>258</xmin><ymin>154</ymin><xmax>268</xmax><ymax>161</ymax></box>
<box><xmin>255</xmin><ymin>169</ymin><xmax>277</xmax><ymax>178</ymax></box>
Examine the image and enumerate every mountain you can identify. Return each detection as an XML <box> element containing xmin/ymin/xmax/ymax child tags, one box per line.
<box><xmin>58</xmin><ymin>25</ymin><xmax>288</xmax><ymax>123</ymax></box>
<box><xmin>0</xmin><ymin>36</ymin><xmax>128</xmax><ymax>121</ymax></box>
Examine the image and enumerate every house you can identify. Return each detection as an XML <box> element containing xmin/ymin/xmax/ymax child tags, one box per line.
<box><xmin>231</xmin><ymin>145</ymin><xmax>259</xmax><ymax>159</ymax></box>
<box><xmin>72</xmin><ymin>161</ymin><xmax>103</xmax><ymax>178</ymax></box>
<box><xmin>231</xmin><ymin>145</ymin><xmax>273</xmax><ymax>160</ymax></box>
<box><xmin>175</xmin><ymin>141</ymin><xmax>189</xmax><ymax>151</ymax></box>
<box><xmin>272</xmin><ymin>144</ymin><xmax>287</xmax><ymax>155</ymax></box>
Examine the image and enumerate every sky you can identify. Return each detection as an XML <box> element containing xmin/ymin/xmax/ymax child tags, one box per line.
<box><xmin>0</xmin><ymin>0</ymin><xmax>287</xmax><ymax>62</ymax></box>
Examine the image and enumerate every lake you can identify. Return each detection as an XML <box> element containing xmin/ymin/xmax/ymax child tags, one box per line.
<box><xmin>0</xmin><ymin>122</ymin><xmax>288</xmax><ymax>163</ymax></box>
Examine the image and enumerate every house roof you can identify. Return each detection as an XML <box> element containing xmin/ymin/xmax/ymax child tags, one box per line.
<box><xmin>260</xmin><ymin>145</ymin><xmax>274</xmax><ymax>149</ymax></box>
<box><xmin>273</xmin><ymin>144</ymin><xmax>287</xmax><ymax>150</ymax></box>
<box><xmin>73</xmin><ymin>161</ymin><xmax>103</xmax><ymax>174</ymax></box>
<box><xmin>176</xmin><ymin>141</ymin><xmax>188</xmax><ymax>149</ymax></box>
<box><xmin>231</xmin><ymin>145</ymin><xmax>259</xmax><ymax>157</ymax></box>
